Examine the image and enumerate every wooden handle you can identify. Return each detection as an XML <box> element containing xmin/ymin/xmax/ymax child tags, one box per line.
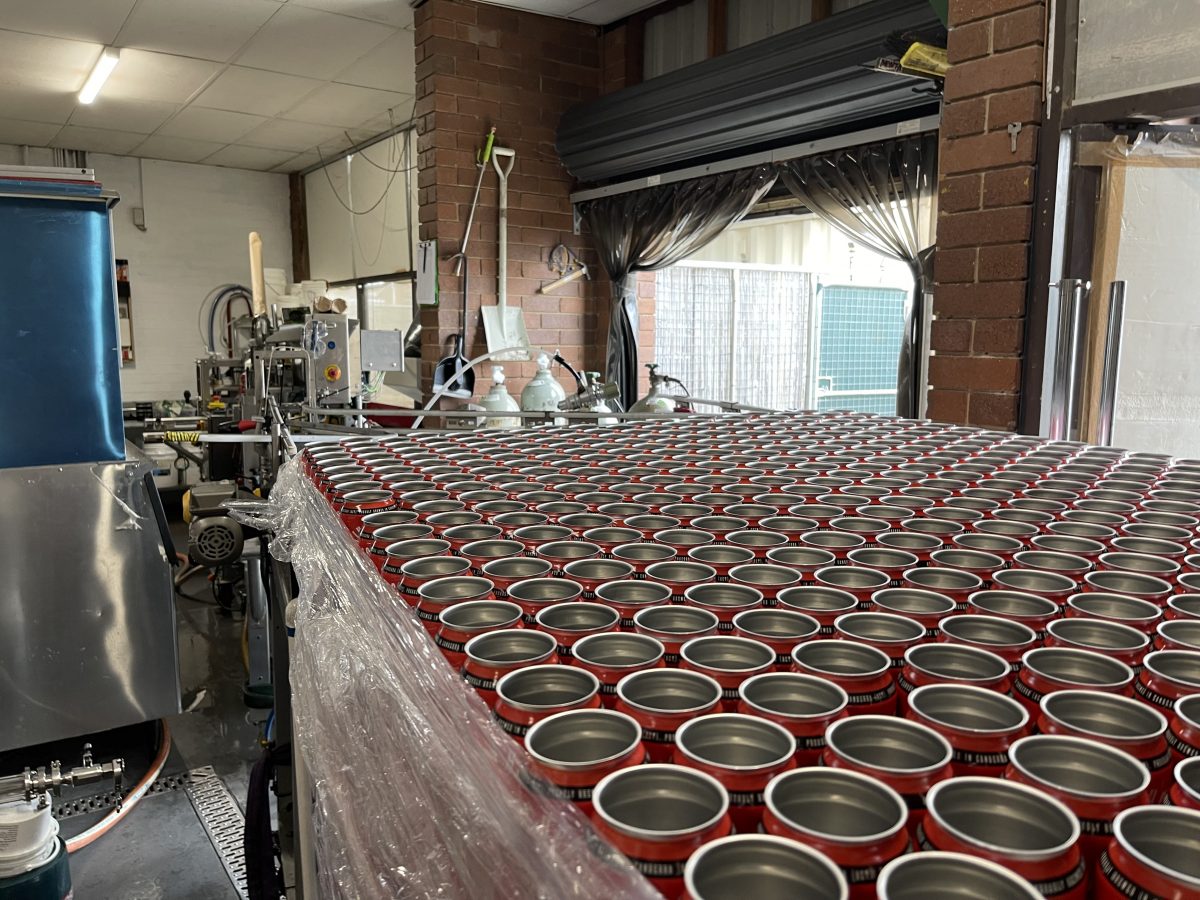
<box><xmin>248</xmin><ymin>231</ymin><xmax>267</xmax><ymax>318</ymax></box>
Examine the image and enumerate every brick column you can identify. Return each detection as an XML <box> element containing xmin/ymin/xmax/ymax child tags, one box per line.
<box><xmin>414</xmin><ymin>0</ymin><xmax>604</xmax><ymax>401</ymax></box>
<box><xmin>928</xmin><ymin>0</ymin><xmax>1046</xmax><ymax>430</ymax></box>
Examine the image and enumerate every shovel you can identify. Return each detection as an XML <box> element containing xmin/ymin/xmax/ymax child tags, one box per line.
<box><xmin>435</xmin><ymin>129</ymin><xmax>495</xmax><ymax>399</ymax></box>
<box><xmin>482</xmin><ymin>146</ymin><xmax>529</xmax><ymax>360</ymax></box>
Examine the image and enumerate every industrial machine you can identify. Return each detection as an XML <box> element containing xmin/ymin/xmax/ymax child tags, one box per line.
<box><xmin>0</xmin><ymin>747</ymin><xmax>124</xmax><ymax>899</ymax></box>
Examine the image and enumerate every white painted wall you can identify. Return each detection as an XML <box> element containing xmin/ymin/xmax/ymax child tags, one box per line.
<box><xmin>0</xmin><ymin>145</ymin><xmax>291</xmax><ymax>401</ymax></box>
<box><xmin>1110</xmin><ymin>164</ymin><xmax>1200</xmax><ymax>457</ymax></box>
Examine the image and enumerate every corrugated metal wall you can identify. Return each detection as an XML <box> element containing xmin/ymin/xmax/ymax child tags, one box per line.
<box><xmin>644</xmin><ymin>0</ymin><xmax>709</xmax><ymax>79</ymax></box>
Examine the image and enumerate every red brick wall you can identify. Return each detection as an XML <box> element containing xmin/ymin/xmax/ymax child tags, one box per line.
<box><xmin>414</xmin><ymin>0</ymin><xmax>605</xmax><ymax>401</ymax></box>
<box><xmin>928</xmin><ymin>0</ymin><xmax>1046</xmax><ymax>430</ymax></box>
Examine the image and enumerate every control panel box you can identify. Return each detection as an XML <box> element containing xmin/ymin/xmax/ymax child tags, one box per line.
<box><xmin>308</xmin><ymin>314</ymin><xmax>361</xmax><ymax>406</ymax></box>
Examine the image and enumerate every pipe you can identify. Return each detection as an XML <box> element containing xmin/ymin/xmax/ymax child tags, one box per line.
<box><xmin>66</xmin><ymin>721</ymin><xmax>171</xmax><ymax>853</ymax></box>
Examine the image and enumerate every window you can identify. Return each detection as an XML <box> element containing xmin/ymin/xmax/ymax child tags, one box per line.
<box><xmin>654</xmin><ymin>215</ymin><xmax>913</xmax><ymax>413</ymax></box>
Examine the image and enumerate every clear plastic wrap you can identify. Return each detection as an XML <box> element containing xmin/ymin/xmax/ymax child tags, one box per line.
<box><xmin>234</xmin><ymin>459</ymin><xmax>660</xmax><ymax>900</ymax></box>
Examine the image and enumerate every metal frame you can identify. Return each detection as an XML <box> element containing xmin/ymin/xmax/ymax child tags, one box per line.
<box><xmin>1022</xmin><ymin>0</ymin><xmax>1200</xmax><ymax>433</ymax></box>
<box><xmin>569</xmin><ymin>116</ymin><xmax>941</xmax><ymax>204</ymax></box>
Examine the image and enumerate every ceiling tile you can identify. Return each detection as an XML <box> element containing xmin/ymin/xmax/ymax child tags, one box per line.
<box><xmin>134</xmin><ymin>134</ymin><xmax>229</xmax><ymax>163</ymax></box>
<box><xmin>345</xmin><ymin>112</ymin><xmax>404</xmax><ymax>144</ymax></box>
<box><xmin>115</xmin><ymin>0</ymin><xmax>282</xmax><ymax>63</ymax></box>
<box><xmin>0</xmin><ymin>29</ymin><xmax>103</xmax><ymax>90</ymax></box>
<box><xmin>158</xmin><ymin>106</ymin><xmax>266</xmax><ymax>141</ymax></box>
<box><xmin>102</xmin><ymin>50</ymin><xmax>220</xmax><ymax>103</ymax></box>
<box><xmin>334</xmin><ymin>28</ymin><xmax>414</xmax><ymax>92</ymax></box>
<box><xmin>0</xmin><ymin>0</ymin><xmax>139</xmax><ymax>44</ymax></box>
<box><xmin>284</xmin><ymin>82</ymin><xmax>411</xmax><ymax>129</ymax></box>
<box><xmin>290</xmin><ymin>0</ymin><xmax>414</xmax><ymax>28</ymax></box>
<box><xmin>236</xmin><ymin>5</ymin><xmax>395</xmax><ymax>81</ymax></box>
<box><xmin>0</xmin><ymin>119</ymin><xmax>63</xmax><ymax>146</ymax></box>
<box><xmin>203</xmin><ymin>144</ymin><xmax>296</xmax><ymax>171</ymax></box>
<box><xmin>69</xmin><ymin>97</ymin><xmax>180</xmax><ymax>133</ymax></box>
<box><xmin>240</xmin><ymin>118</ymin><xmax>346</xmax><ymax>152</ymax></box>
<box><xmin>159</xmin><ymin>106</ymin><xmax>267</xmax><ymax>142</ymax></box>
<box><xmin>0</xmin><ymin>84</ymin><xmax>78</xmax><ymax>125</ymax></box>
<box><xmin>271</xmin><ymin>149</ymin><xmax>320</xmax><ymax>173</ymax></box>
<box><xmin>194</xmin><ymin>66</ymin><xmax>323</xmax><ymax>117</ymax></box>
<box><xmin>51</xmin><ymin>125</ymin><xmax>147</xmax><ymax>155</ymax></box>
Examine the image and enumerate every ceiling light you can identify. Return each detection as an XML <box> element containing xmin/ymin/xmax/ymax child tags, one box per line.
<box><xmin>79</xmin><ymin>48</ymin><xmax>120</xmax><ymax>105</ymax></box>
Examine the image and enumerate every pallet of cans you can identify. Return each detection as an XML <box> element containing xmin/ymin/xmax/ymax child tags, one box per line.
<box><xmin>272</xmin><ymin>412</ymin><xmax>1200</xmax><ymax>899</ymax></box>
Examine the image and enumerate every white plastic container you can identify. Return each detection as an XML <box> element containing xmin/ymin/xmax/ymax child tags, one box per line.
<box><xmin>143</xmin><ymin>443</ymin><xmax>179</xmax><ymax>490</ymax></box>
<box><xmin>479</xmin><ymin>366</ymin><xmax>521</xmax><ymax>429</ymax></box>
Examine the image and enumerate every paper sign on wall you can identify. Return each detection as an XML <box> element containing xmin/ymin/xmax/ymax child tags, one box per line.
<box><xmin>416</xmin><ymin>239</ymin><xmax>438</xmax><ymax>307</ymax></box>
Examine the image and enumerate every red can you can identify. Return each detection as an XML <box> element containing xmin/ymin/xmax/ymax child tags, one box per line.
<box><xmin>762</xmin><ymin>767</ymin><xmax>907</xmax><ymax>900</ymax></box>
<box><xmin>1166</xmin><ymin>594</ymin><xmax>1200</xmax><ymax>621</ymax></box>
<box><xmin>765</xmin><ymin>546</ymin><xmax>837</xmax><ymax>584</ymax></box>
<box><xmin>684</xmin><ymin>583</ymin><xmax>764</xmax><ymax>631</ymax></box>
<box><xmin>920</xmin><ymin>777</ymin><xmax>1086</xmax><ymax>900</ymax></box>
<box><xmin>1169</xmin><ymin>756</ymin><xmax>1200</xmax><ymax>809</ymax></box>
<box><xmin>967</xmin><ymin>589</ymin><xmax>1060</xmax><ymax>639</ymax></box>
<box><xmin>737</xmin><ymin>672</ymin><xmax>848</xmax><ymax>765</ymax></box>
<box><xmin>674</xmin><ymin>713</ymin><xmax>796</xmax><ymax>833</ymax></box>
<box><xmin>571</xmin><ymin>632</ymin><xmax>666</xmax><ymax>707</ymax></box>
<box><xmin>870</xmin><ymin>588</ymin><xmax>957</xmax><ymax>637</ymax></box>
<box><xmin>729</xmin><ymin>564</ymin><xmax>802</xmax><ymax>606</ymax></box>
<box><xmin>442</xmin><ymin>523</ymin><xmax>504</xmax><ymax>552</ymax></box>
<box><xmin>591</xmin><ymin>764</ymin><xmax>732</xmax><ymax>898</ymax></box>
<box><xmin>414</xmin><ymin>575</ymin><xmax>494</xmax><ymax>634</ymax></box>
<box><xmin>876</xmin><ymin>852</ymin><xmax>1043</xmax><ymax>900</ymax></box>
<box><xmin>1067</xmin><ymin>592</ymin><xmax>1162</xmax><ymax>634</ymax></box>
<box><xmin>561</xmin><ymin>558</ymin><xmax>635</xmax><ymax>600</ymax></box>
<box><xmin>906</xmin><ymin>683</ymin><xmax>1030</xmax><ymax>777</ymax></box>
<box><xmin>614</xmin><ymin>668</ymin><xmax>723</xmax><ymax>763</ymax></box>
<box><xmin>611</xmin><ymin>542</ymin><xmax>676</xmax><ymax>576</ymax></box>
<box><xmin>380</xmin><ymin>538</ymin><xmax>453</xmax><ymax>587</ymax></box>
<box><xmin>633</xmin><ymin>605</ymin><xmax>720</xmax><ymax>666</ymax></box>
<box><xmin>461</xmin><ymin>628</ymin><xmax>557</xmax><ymax>702</ymax></box>
<box><xmin>1012</xmin><ymin>550</ymin><xmax>1093</xmax><ymax>587</ymax></box>
<box><xmin>492</xmin><ymin>664</ymin><xmax>601</xmax><ymax>743</ymax></box>
<box><xmin>823</xmin><ymin>715</ymin><xmax>953</xmax><ymax>839</ymax></box>
<box><xmin>732</xmin><ymin>609</ymin><xmax>820</xmax><ymax>669</ymax></box>
<box><xmin>1044</xmin><ymin>618</ymin><xmax>1150</xmax><ymax>674</ymax></box>
<box><xmin>506</xmin><ymin>577</ymin><xmax>583</xmax><ymax>626</ymax></box>
<box><xmin>1006</xmin><ymin>735</ymin><xmax>1151</xmax><ymax>868</ymax></box>
<box><xmin>479</xmin><ymin>556</ymin><xmax>553</xmax><ymax>600</ymax></box>
<box><xmin>992</xmin><ymin>568</ymin><xmax>1077</xmax><ymax>604</ymax></box>
<box><xmin>815</xmin><ymin>566</ymin><xmax>891</xmax><ymax>607</ymax></box>
<box><xmin>1136</xmin><ymin>650</ymin><xmax>1200</xmax><ymax>712</ymax></box>
<box><xmin>524</xmin><ymin>709</ymin><xmax>646</xmax><ymax>816</ymax></box>
<box><xmin>793</xmin><ymin>640</ymin><xmax>896</xmax><ymax>717</ymax></box>
<box><xmin>646</xmin><ymin>560</ymin><xmax>717</xmax><ymax>603</ymax></box>
<box><xmin>354</xmin><ymin>509</ymin><xmax>418</xmax><ymax>549</ymax></box>
<box><xmin>535</xmin><ymin>602</ymin><xmax>621</xmax><ymax>660</ymax></box>
<box><xmin>687</xmin><ymin>545</ymin><xmax>756</xmax><ymax>579</ymax></box>
<box><xmin>801</xmin><ymin>530</ymin><xmax>866</xmax><ymax>561</ymax></box>
<box><xmin>876</xmin><ymin>531</ymin><xmax>942</xmax><ymax>563</ymax></box>
<box><xmin>938</xmin><ymin>614</ymin><xmax>1039</xmax><ymax>671</ymax></box>
<box><xmin>929</xmin><ymin>548</ymin><xmax>1005</xmax><ymax>588</ymax></box>
<box><xmin>594</xmin><ymin>580</ymin><xmax>672</xmax><ymax>631</ymax></box>
<box><xmin>1083</xmin><ymin>570</ymin><xmax>1173</xmax><ymax>605</ymax></box>
<box><xmin>391</xmin><ymin>556</ymin><xmax>470</xmax><ymax>609</ymax></box>
<box><xmin>1156</xmin><ymin>619</ymin><xmax>1200</xmax><ymax>652</ymax></box>
<box><xmin>1168</xmin><ymin>693</ymin><xmax>1200</xmax><ymax>763</ymax></box>
<box><xmin>777</xmin><ymin>586</ymin><xmax>859</xmax><ymax>636</ymax></box>
<box><xmin>899</xmin><ymin>643</ymin><xmax>1012</xmax><ymax>708</ymax></box>
<box><xmin>683</xmin><ymin>834</ymin><xmax>849</xmax><ymax>900</ymax></box>
<box><xmin>434</xmin><ymin>599</ymin><xmax>522</xmax><ymax>670</ymax></box>
<box><xmin>367</xmin><ymin>523</ymin><xmax>435</xmax><ymax>568</ymax></box>
<box><xmin>1039</xmin><ymin>690</ymin><xmax>1172</xmax><ymax>801</ymax></box>
<box><xmin>680</xmin><ymin>636</ymin><xmax>776</xmax><ymax>712</ymax></box>
<box><xmin>460</xmin><ymin>538</ymin><xmax>525</xmax><ymax>575</ymax></box>
<box><xmin>1015</xmin><ymin>647</ymin><xmax>1135</xmax><ymax>716</ymax></box>
<box><xmin>835</xmin><ymin>612</ymin><xmax>925</xmax><ymax>673</ymax></box>
<box><xmin>1094</xmin><ymin>807</ymin><xmax>1200</xmax><ymax>899</ymax></box>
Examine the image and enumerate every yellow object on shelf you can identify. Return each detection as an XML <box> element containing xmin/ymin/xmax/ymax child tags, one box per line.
<box><xmin>901</xmin><ymin>42</ymin><xmax>949</xmax><ymax>78</ymax></box>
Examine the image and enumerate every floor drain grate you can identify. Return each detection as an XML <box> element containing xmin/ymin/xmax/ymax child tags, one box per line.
<box><xmin>185</xmin><ymin>765</ymin><xmax>249</xmax><ymax>900</ymax></box>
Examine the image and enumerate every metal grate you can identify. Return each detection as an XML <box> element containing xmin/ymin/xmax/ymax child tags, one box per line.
<box><xmin>816</xmin><ymin>284</ymin><xmax>907</xmax><ymax>415</ymax></box>
<box><xmin>185</xmin><ymin>766</ymin><xmax>249</xmax><ymax>900</ymax></box>
<box><xmin>54</xmin><ymin>769</ymin><xmax>194</xmax><ymax>819</ymax></box>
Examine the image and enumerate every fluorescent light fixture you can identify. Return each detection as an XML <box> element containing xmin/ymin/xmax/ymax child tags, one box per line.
<box><xmin>79</xmin><ymin>48</ymin><xmax>120</xmax><ymax>105</ymax></box>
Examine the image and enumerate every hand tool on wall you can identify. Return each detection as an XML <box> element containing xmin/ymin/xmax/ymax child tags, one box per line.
<box><xmin>482</xmin><ymin>145</ymin><xmax>530</xmax><ymax>360</ymax></box>
<box><xmin>435</xmin><ymin>128</ymin><xmax>495</xmax><ymax>399</ymax></box>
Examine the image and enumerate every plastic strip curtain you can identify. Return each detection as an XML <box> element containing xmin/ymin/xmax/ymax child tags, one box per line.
<box><xmin>232</xmin><ymin>463</ymin><xmax>659</xmax><ymax>900</ymax></box>
<box><xmin>577</xmin><ymin>165</ymin><xmax>776</xmax><ymax>408</ymax></box>
<box><xmin>779</xmin><ymin>132</ymin><xmax>937</xmax><ymax>418</ymax></box>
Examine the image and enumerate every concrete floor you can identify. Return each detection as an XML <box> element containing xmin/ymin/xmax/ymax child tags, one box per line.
<box><xmin>63</xmin><ymin>515</ymin><xmax>264</xmax><ymax>899</ymax></box>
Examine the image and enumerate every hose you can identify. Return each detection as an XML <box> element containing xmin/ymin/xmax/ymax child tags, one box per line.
<box><xmin>66</xmin><ymin>720</ymin><xmax>172</xmax><ymax>854</ymax></box>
